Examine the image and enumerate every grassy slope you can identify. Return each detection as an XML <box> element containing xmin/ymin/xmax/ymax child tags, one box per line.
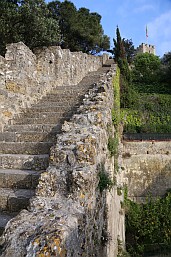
<box><xmin>121</xmin><ymin>83</ymin><xmax>171</xmax><ymax>133</ymax></box>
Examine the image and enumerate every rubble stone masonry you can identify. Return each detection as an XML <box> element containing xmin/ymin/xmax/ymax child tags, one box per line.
<box><xmin>0</xmin><ymin>42</ymin><xmax>102</xmax><ymax>130</ymax></box>
<box><xmin>0</xmin><ymin>43</ymin><xmax>125</xmax><ymax>256</ymax></box>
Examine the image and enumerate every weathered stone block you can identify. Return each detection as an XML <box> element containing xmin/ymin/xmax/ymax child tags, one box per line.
<box><xmin>123</xmin><ymin>141</ymin><xmax>171</xmax><ymax>200</ymax></box>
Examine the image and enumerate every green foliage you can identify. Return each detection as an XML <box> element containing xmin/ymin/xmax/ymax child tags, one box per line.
<box><xmin>133</xmin><ymin>82</ymin><xmax>171</xmax><ymax>94</ymax></box>
<box><xmin>0</xmin><ymin>0</ymin><xmax>20</xmax><ymax>55</ymax></box>
<box><xmin>122</xmin><ymin>38</ymin><xmax>135</xmax><ymax>64</ymax></box>
<box><xmin>108</xmin><ymin>136</ymin><xmax>119</xmax><ymax>156</ymax></box>
<box><xmin>121</xmin><ymin>93</ymin><xmax>171</xmax><ymax>133</ymax></box>
<box><xmin>120</xmin><ymin>81</ymin><xmax>139</xmax><ymax>109</ymax></box>
<box><xmin>0</xmin><ymin>0</ymin><xmax>109</xmax><ymax>55</ymax></box>
<box><xmin>112</xmin><ymin>67</ymin><xmax>120</xmax><ymax>126</ymax></box>
<box><xmin>113</xmin><ymin>26</ymin><xmax>126</xmax><ymax>62</ymax></box>
<box><xmin>125</xmin><ymin>190</ymin><xmax>171</xmax><ymax>256</ymax></box>
<box><xmin>132</xmin><ymin>52</ymin><xmax>161</xmax><ymax>85</ymax></box>
<box><xmin>121</xmin><ymin>51</ymin><xmax>171</xmax><ymax>133</ymax></box>
<box><xmin>110</xmin><ymin>30</ymin><xmax>135</xmax><ymax>65</ymax></box>
<box><xmin>117</xmin><ymin>187</ymin><xmax>122</xmax><ymax>196</ymax></box>
<box><xmin>19</xmin><ymin>0</ymin><xmax>61</xmax><ymax>49</ymax></box>
<box><xmin>47</xmin><ymin>0</ymin><xmax>110</xmax><ymax>53</ymax></box>
<box><xmin>113</xmin><ymin>26</ymin><xmax>131</xmax><ymax>83</ymax></box>
<box><xmin>98</xmin><ymin>164</ymin><xmax>115</xmax><ymax>192</ymax></box>
<box><xmin>112</xmin><ymin>27</ymin><xmax>133</xmax><ymax>113</ymax></box>
<box><xmin>111</xmin><ymin>67</ymin><xmax>121</xmax><ymax>173</ymax></box>
<box><xmin>0</xmin><ymin>0</ymin><xmax>61</xmax><ymax>55</ymax></box>
<box><xmin>48</xmin><ymin>0</ymin><xmax>77</xmax><ymax>50</ymax></box>
<box><xmin>160</xmin><ymin>51</ymin><xmax>171</xmax><ymax>86</ymax></box>
<box><xmin>117</xmin><ymin>237</ymin><xmax>130</xmax><ymax>257</ymax></box>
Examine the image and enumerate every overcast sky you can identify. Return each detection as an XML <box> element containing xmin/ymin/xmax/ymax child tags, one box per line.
<box><xmin>46</xmin><ymin>0</ymin><xmax>171</xmax><ymax>57</ymax></box>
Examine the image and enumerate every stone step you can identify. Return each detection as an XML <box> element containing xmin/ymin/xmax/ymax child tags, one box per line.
<box><xmin>0</xmin><ymin>168</ymin><xmax>41</xmax><ymax>189</ymax></box>
<box><xmin>11</xmin><ymin>116</ymin><xmax>70</xmax><ymax>125</ymax></box>
<box><xmin>0</xmin><ymin>212</ymin><xmax>17</xmax><ymax>235</ymax></box>
<box><xmin>0</xmin><ymin>131</ymin><xmax>56</xmax><ymax>142</ymax></box>
<box><xmin>0</xmin><ymin>188</ymin><xmax>34</xmax><ymax>212</ymax></box>
<box><xmin>0</xmin><ymin>154</ymin><xmax>49</xmax><ymax>171</ymax></box>
<box><xmin>49</xmin><ymin>89</ymin><xmax>88</xmax><ymax>95</ymax></box>
<box><xmin>35</xmin><ymin>99</ymin><xmax>80</xmax><ymax>107</ymax></box>
<box><xmin>0</xmin><ymin>142</ymin><xmax>53</xmax><ymax>154</ymax></box>
<box><xmin>15</xmin><ymin>111</ymin><xmax>73</xmax><ymax>120</ymax></box>
<box><xmin>51</xmin><ymin>85</ymin><xmax>89</xmax><ymax>91</ymax></box>
<box><xmin>3</xmin><ymin>124</ymin><xmax>61</xmax><ymax>133</ymax></box>
<box><xmin>41</xmin><ymin>93</ymin><xmax>83</xmax><ymax>100</ymax></box>
<box><xmin>38</xmin><ymin>97</ymin><xmax>81</xmax><ymax>103</ymax></box>
<box><xmin>25</xmin><ymin>105</ymin><xmax>77</xmax><ymax>113</ymax></box>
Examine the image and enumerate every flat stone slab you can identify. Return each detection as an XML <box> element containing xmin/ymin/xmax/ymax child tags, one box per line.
<box><xmin>0</xmin><ymin>132</ymin><xmax>56</xmax><ymax>143</ymax></box>
<box><xmin>3</xmin><ymin>124</ymin><xmax>62</xmax><ymax>133</ymax></box>
<box><xmin>12</xmin><ymin>116</ymin><xmax>70</xmax><ymax>125</ymax></box>
<box><xmin>0</xmin><ymin>142</ymin><xmax>53</xmax><ymax>154</ymax></box>
<box><xmin>0</xmin><ymin>168</ymin><xmax>41</xmax><ymax>189</ymax></box>
<box><xmin>0</xmin><ymin>188</ymin><xmax>35</xmax><ymax>212</ymax></box>
<box><xmin>0</xmin><ymin>153</ymin><xmax>49</xmax><ymax>170</ymax></box>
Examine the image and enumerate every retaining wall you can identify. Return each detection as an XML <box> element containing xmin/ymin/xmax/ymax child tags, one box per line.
<box><xmin>123</xmin><ymin>141</ymin><xmax>171</xmax><ymax>202</ymax></box>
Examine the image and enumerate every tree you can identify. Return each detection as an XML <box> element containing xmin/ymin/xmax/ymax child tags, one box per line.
<box><xmin>0</xmin><ymin>0</ymin><xmax>21</xmax><ymax>55</ymax></box>
<box><xmin>111</xmin><ymin>28</ymin><xmax>135</xmax><ymax>65</ymax></box>
<box><xmin>0</xmin><ymin>0</ymin><xmax>61</xmax><ymax>56</ymax></box>
<box><xmin>0</xmin><ymin>0</ymin><xmax>109</xmax><ymax>55</ymax></box>
<box><xmin>47</xmin><ymin>0</ymin><xmax>110</xmax><ymax>53</ymax></box>
<box><xmin>132</xmin><ymin>53</ymin><xmax>161</xmax><ymax>85</ymax></box>
<box><xmin>113</xmin><ymin>26</ymin><xmax>131</xmax><ymax>82</ymax></box>
<box><xmin>160</xmin><ymin>52</ymin><xmax>171</xmax><ymax>85</ymax></box>
<box><xmin>76</xmin><ymin>8</ymin><xmax>108</xmax><ymax>53</ymax></box>
<box><xmin>101</xmin><ymin>34</ymin><xmax>110</xmax><ymax>51</ymax></box>
<box><xmin>48</xmin><ymin>0</ymin><xmax>77</xmax><ymax>50</ymax></box>
<box><xmin>122</xmin><ymin>38</ymin><xmax>135</xmax><ymax>64</ymax></box>
<box><xmin>113</xmin><ymin>26</ymin><xmax>126</xmax><ymax>62</ymax></box>
<box><xmin>112</xmin><ymin>26</ymin><xmax>132</xmax><ymax>108</ymax></box>
<box><xmin>17</xmin><ymin>0</ymin><xmax>61</xmax><ymax>49</ymax></box>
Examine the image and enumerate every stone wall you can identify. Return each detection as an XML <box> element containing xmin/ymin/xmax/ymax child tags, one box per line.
<box><xmin>0</xmin><ymin>66</ymin><xmax>125</xmax><ymax>257</ymax></box>
<box><xmin>123</xmin><ymin>141</ymin><xmax>171</xmax><ymax>202</ymax></box>
<box><xmin>0</xmin><ymin>42</ymin><xmax>102</xmax><ymax>130</ymax></box>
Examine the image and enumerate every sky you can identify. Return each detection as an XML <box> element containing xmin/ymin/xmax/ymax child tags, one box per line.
<box><xmin>46</xmin><ymin>0</ymin><xmax>171</xmax><ymax>57</ymax></box>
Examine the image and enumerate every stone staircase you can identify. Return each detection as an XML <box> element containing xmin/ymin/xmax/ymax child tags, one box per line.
<box><xmin>0</xmin><ymin>63</ymin><xmax>113</xmax><ymax>235</ymax></box>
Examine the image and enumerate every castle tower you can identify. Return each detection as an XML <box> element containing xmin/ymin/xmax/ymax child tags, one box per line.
<box><xmin>136</xmin><ymin>43</ymin><xmax>156</xmax><ymax>55</ymax></box>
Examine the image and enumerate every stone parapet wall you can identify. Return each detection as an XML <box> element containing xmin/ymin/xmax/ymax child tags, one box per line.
<box><xmin>1</xmin><ymin>66</ymin><xmax>125</xmax><ymax>257</ymax></box>
<box><xmin>123</xmin><ymin>141</ymin><xmax>171</xmax><ymax>202</ymax></box>
<box><xmin>0</xmin><ymin>42</ymin><xmax>103</xmax><ymax>130</ymax></box>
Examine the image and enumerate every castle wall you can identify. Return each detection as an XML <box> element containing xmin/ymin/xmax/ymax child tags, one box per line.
<box><xmin>1</xmin><ymin>66</ymin><xmax>125</xmax><ymax>257</ymax></box>
<box><xmin>0</xmin><ymin>42</ymin><xmax>102</xmax><ymax>130</ymax></box>
<box><xmin>123</xmin><ymin>141</ymin><xmax>171</xmax><ymax>202</ymax></box>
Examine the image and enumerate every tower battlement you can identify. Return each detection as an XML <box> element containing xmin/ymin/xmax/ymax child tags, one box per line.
<box><xmin>136</xmin><ymin>43</ymin><xmax>156</xmax><ymax>55</ymax></box>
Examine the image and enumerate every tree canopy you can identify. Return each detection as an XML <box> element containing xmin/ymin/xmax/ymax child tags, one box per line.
<box><xmin>47</xmin><ymin>0</ymin><xmax>110</xmax><ymax>53</ymax></box>
<box><xmin>123</xmin><ymin>38</ymin><xmax>135</xmax><ymax>64</ymax></box>
<box><xmin>0</xmin><ymin>0</ymin><xmax>110</xmax><ymax>55</ymax></box>
<box><xmin>0</xmin><ymin>0</ymin><xmax>61</xmax><ymax>55</ymax></box>
<box><xmin>111</xmin><ymin>26</ymin><xmax>135</xmax><ymax>65</ymax></box>
<box><xmin>160</xmin><ymin>52</ymin><xmax>171</xmax><ymax>85</ymax></box>
<box><xmin>132</xmin><ymin>52</ymin><xmax>161</xmax><ymax>85</ymax></box>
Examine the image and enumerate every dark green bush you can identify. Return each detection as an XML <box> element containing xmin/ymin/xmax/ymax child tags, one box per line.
<box><xmin>98</xmin><ymin>170</ymin><xmax>115</xmax><ymax>192</ymax></box>
<box><xmin>125</xmin><ymin>190</ymin><xmax>171</xmax><ymax>256</ymax></box>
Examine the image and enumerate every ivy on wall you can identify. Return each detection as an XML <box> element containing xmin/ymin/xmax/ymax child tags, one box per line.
<box><xmin>107</xmin><ymin>67</ymin><xmax>120</xmax><ymax>173</ymax></box>
<box><xmin>112</xmin><ymin>67</ymin><xmax>120</xmax><ymax>128</ymax></box>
